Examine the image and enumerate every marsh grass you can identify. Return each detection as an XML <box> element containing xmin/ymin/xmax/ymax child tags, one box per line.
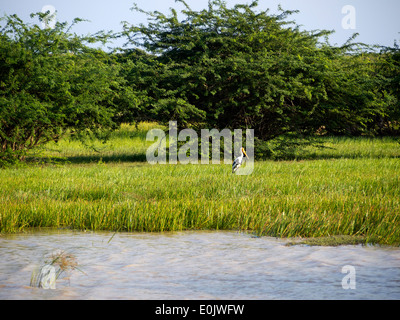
<box><xmin>286</xmin><ymin>235</ymin><xmax>368</xmax><ymax>247</ymax></box>
<box><xmin>1</xmin><ymin>123</ymin><xmax>400</xmax><ymax>246</ymax></box>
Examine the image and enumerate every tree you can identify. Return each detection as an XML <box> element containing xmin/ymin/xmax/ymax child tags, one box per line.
<box><xmin>368</xmin><ymin>44</ymin><xmax>400</xmax><ymax>135</ymax></box>
<box><xmin>121</xmin><ymin>0</ymin><xmax>397</xmax><ymax>150</ymax></box>
<box><xmin>0</xmin><ymin>12</ymin><xmax>136</xmax><ymax>163</ymax></box>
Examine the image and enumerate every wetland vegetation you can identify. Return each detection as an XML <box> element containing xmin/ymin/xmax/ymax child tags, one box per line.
<box><xmin>1</xmin><ymin>123</ymin><xmax>399</xmax><ymax>246</ymax></box>
<box><xmin>1</xmin><ymin>1</ymin><xmax>400</xmax><ymax>246</ymax></box>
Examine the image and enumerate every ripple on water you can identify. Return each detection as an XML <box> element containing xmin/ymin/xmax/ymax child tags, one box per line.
<box><xmin>0</xmin><ymin>230</ymin><xmax>399</xmax><ymax>300</ymax></box>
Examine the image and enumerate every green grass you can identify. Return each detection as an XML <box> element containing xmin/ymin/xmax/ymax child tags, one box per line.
<box><xmin>1</xmin><ymin>124</ymin><xmax>399</xmax><ymax>246</ymax></box>
<box><xmin>32</xmin><ymin>122</ymin><xmax>164</xmax><ymax>164</ymax></box>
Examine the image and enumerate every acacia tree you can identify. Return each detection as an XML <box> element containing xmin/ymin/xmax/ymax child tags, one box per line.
<box><xmin>370</xmin><ymin>44</ymin><xmax>400</xmax><ymax>135</ymax></box>
<box><xmin>0</xmin><ymin>12</ymin><xmax>136</xmax><ymax>163</ymax></box>
<box><xmin>121</xmin><ymin>0</ymin><xmax>393</xmax><ymax>145</ymax></box>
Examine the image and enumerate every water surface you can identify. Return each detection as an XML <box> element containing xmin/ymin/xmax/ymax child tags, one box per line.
<box><xmin>0</xmin><ymin>230</ymin><xmax>399</xmax><ymax>299</ymax></box>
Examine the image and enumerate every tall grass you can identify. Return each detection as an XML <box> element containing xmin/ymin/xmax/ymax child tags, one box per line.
<box><xmin>1</xmin><ymin>124</ymin><xmax>399</xmax><ymax>245</ymax></box>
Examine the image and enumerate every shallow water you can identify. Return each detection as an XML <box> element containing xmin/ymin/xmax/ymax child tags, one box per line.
<box><xmin>0</xmin><ymin>230</ymin><xmax>399</xmax><ymax>300</ymax></box>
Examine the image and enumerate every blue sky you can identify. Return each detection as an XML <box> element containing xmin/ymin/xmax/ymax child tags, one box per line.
<box><xmin>1</xmin><ymin>0</ymin><xmax>400</xmax><ymax>48</ymax></box>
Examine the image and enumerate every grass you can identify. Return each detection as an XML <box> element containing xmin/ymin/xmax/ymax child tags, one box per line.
<box><xmin>286</xmin><ymin>235</ymin><xmax>368</xmax><ymax>247</ymax></box>
<box><xmin>1</xmin><ymin>123</ymin><xmax>399</xmax><ymax>246</ymax></box>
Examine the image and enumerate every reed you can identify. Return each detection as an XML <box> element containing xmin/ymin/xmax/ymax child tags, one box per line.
<box><xmin>1</xmin><ymin>124</ymin><xmax>399</xmax><ymax>245</ymax></box>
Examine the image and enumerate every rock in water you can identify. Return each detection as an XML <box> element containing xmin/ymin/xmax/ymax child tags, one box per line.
<box><xmin>38</xmin><ymin>264</ymin><xmax>57</xmax><ymax>290</ymax></box>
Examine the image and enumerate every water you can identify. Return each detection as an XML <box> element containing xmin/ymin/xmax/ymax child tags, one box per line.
<box><xmin>0</xmin><ymin>229</ymin><xmax>399</xmax><ymax>300</ymax></box>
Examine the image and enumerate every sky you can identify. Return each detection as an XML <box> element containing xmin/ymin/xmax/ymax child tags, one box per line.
<box><xmin>1</xmin><ymin>0</ymin><xmax>400</xmax><ymax>49</ymax></box>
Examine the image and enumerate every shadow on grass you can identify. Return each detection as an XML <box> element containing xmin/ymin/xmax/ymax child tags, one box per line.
<box><xmin>291</xmin><ymin>153</ymin><xmax>400</xmax><ymax>161</ymax></box>
<box><xmin>27</xmin><ymin>152</ymin><xmax>148</xmax><ymax>165</ymax></box>
<box><xmin>27</xmin><ymin>151</ymin><xmax>400</xmax><ymax>166</ymax></box>
<box><xmin>68</xmin><ymin>153</ymin><xmax>148</xmax><ymax>164</ymax></box>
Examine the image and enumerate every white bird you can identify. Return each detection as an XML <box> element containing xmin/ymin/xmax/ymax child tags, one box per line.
<box><xmin>232</xmin><ymin>147</ymin><xmax>248</xmax><ymax>173</ymax></box>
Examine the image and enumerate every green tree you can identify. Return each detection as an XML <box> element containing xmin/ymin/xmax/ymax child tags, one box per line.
<box><xmin>370</xmin><ymin>43</ymin><xmax>400</xmax><ymax>135</ymax></box>
<box><xmin>121</xmin><ymin>0</ymin><xmax>396</xmax><ymax>151</ymax></box>
<box><xmin>0</xmin><ymin>12</ymin><xmax>136</xmax><ymax>163</ymax></box>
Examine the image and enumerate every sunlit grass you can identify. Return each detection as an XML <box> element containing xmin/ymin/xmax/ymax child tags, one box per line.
<box><xmin>37</xmin><ymin>122</ymin><xmax>165</xmax><ymax>163</ymax></box>
<box><xmin>1</xmin><ymin>124</ymin><xmax>399</xmax><ymax>246</ymax></box>
<box><xmin>298</xmin><ymin>136</ymin><xmax>400</xmax><ymax>160</ymax></box>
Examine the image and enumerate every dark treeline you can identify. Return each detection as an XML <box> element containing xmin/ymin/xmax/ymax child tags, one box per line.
<box><xmin>1</xmin><ymin>0</ymin><xmax>399</xmax><ymax>163</ymax></box>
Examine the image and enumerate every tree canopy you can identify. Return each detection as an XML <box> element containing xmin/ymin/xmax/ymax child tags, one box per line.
<box><xmin>0</xmin><ymin>12</ymin><xmax>136</xmax><ymax>162</ymax></box>
<box><xmin>121</xmin><ymin>0</ymin><xmax>399</xmax><ymax>140</ymax></box>
<box><xmin>1</xmin><ymin>0</ymin><xmax>399</xmax><ymax>163</ymax></box>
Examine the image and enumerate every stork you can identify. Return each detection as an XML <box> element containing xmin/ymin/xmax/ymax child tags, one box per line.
<box><xmin>232</xmin><ymin>147</ymin><xmax>248</xmax><ymax>173</ymax></box>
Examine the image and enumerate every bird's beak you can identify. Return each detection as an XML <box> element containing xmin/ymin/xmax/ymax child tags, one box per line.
<box><xmin>243</xmin><ymin>149</ymin><xmax>248</xmax><ymax>158</ymax></box>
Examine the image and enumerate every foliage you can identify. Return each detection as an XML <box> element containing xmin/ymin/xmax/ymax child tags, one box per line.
<box><xmin>0</xmin><ymin>12</ymin><xmax>136</xmax><ymax>163</ymax></box>
<box><xmin>120</xmin><ymin>0</ymin><xmax>400</xmax><ymax>147</ymax></box>
<box><xmin>370</xmin><ymin>44</ymin><xmax>400</xmax><ymax>135</ymax></box>
<box><xmin>1</xmin><ymin>1</ymin><xmax>399</xmax><ymax>162</ymax></box>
